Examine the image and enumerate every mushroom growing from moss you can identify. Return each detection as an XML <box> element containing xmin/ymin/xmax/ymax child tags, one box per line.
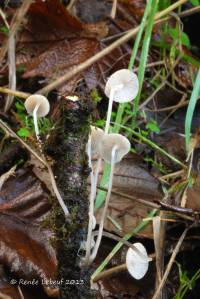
<box><xmin>90</xmin><ymin>133</ymin><xmax>130</xmax><ymax>262</ymax></box>
<box><xmin>126</xmin><ymin>242</ymin><xmax>152</xmax><ymax>280</ymax></box>
<box><xmin>25</xmin><ymin>94</ymin><xmax>50</xmax><ymax>140</ymax></box>
<box><xmin>104</xmin><ymin>69</ymin><xmax>139</xmax><ymax>133</ymax></box>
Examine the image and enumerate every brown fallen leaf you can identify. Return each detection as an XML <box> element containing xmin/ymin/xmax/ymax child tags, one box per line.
<box><xmin>22</xmin><ymin>38</ymin><xmax>99</xmax><ymax>94</ymax></box>
<box><xmin>0</xmin><ymin>265</ymin><xmax>22</xmax><ymax>299</ymax></box>
<box><xmin>0</xmin><ymin>167</ymin><xmax>51</xmax><ymax>222</ymax></box>
<box><xmin>0</xmin><ymin>212</ymin><xmax>57</xmax><ymax>297</ymax></box>
<box><xmin>95</xmin><ymin>156</ymin><xmax>161</xmax><ymax>237</ymax></box>
<box><xmin>0</xmin><ymin>167</ymin><xmax>58</xmax><ymax>297</ymax></box>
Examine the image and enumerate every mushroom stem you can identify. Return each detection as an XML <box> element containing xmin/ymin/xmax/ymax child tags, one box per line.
<box><xmin>90</xmin><ymin>145</ymin><xmax>118</xmax><ymax>262</ymax></box>
<box><xmin>104</xmin><ymin>84</ymin><xmax>123</xmax><ymax>134</ymax></box>
<box><xmin>33</xmin><ymin>103</ymin><xmax>40</xmax><ymax>140</ymax></box>
<box><xmin>84</xmin><ymin>135</ymin><xmax>96</xmax><ymax>263</ymax></box>
<box><xmin>94</xmin><ymin>157</ymin><xmax>102</xmax><ymax>194</ymax></box>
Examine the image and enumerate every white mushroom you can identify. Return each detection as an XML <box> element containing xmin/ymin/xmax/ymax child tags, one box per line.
<box><xmin>104</xmin><ymin>69</ymin><xmax>139</xmax><ymax>133</ymax></box>
<box><xmin>126</xmin><ymin>242</ymin><xmax>152</xmax><ymax>280</ymax></box>
<box><xmin>90</xmin><ymin>133</ymin><xmax>131</xmax><ymax>262</ymax></box>
<box><xmin>99</xmin><ymin>133</ymin><xmax>130</xmax><ymax>163</ymax></box>
<box><xmin>24</xmin><ymin>94</ymin><xmax>50</xmax><ymax>140</ymax></box>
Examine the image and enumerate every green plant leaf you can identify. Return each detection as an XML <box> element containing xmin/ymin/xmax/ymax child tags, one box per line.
<box><xmin>168</xmin><ymin>28</ymin><xmax>191</xmax><ymax>48</ymax></box>
<box><xmin>190</xmin><ymin>0</ymin><xmax>200</xmax><ymax>6</ymax></box>
<box><xmin>185</xmin><ymin>68</ymin><xmax>200</xmax><ymax>152</ymax></box>
<box><xmin>146</xmin><ymin>119</ymin><xmax>160</xmax><ymax>134</ymax></box>
<box><xmin>17</xmin><ymin>128</ymin><xmax>30</xmax><ymax>138</ymax></box>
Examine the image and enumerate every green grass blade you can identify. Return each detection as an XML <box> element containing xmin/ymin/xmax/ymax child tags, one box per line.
<box><xmin>113</xmin><ymin>0</ymin><xmax>153</xmax><ymax>134</ymax></box>
<box><xmin>91</xmin><ymin>209</ymin><xmax>157</xmax><ymax>281</ymax></box>
<box><xmin>133</xmin><ymin>0</ymin><xmax>159</xmax><ymax>121</ymax></box>
<box><xmin>185</xmin><ymin>68</ymin><xmax>200</xmax><ymax>152</ymax></box>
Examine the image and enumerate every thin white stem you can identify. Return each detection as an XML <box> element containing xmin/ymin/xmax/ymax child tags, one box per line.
<box><xmin>94</xmin><ymin>157</ymin><xmax>102</xmax><ymax>194</ymax></box>
<box><xmin>105</xmin><ymin>89</ymin><xmax>114</xmax><ymax>134</ymax></box>
<box><xmin>104</xmin><ymin>84</ymin><xmax>123</xmax><ymax>134</ymax></box>
<box><xmin>33</xmin><ymin>103</ymin><xmax>40</xmax><ymax>140</ymax></box>
<box><xmin>84</xmin><ymin>136</ymin><xmax>96</xmax><ymax>263</ymax></box>
<box><xmin>90</xmin><ymin>145</ymin><xmax>117</xmax><ymax>262</ymax></box>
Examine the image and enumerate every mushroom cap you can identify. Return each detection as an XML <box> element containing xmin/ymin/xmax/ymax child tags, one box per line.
<box><xmin>90</xmin><ymin>126</ymin><xmax>105</xmax><ymax>156</ymax></box>
<box><xmin>25</xmin><ymin>94</ymin><xmax>50</xmax><ymax>117</ymax></box>
<box><xmin>99</xmin><ymin>133</ymin><xmax>130</xmax><ymax>163</ymax></box>
<box><xmin>105</xmin><ymin>69</ymin><xmax>139</xmax><ymax>103</ymax></box>
<box><xmin>126</xmin><ymin>242</ymin><xmax>149</xmax><ymax>280</ymax></box>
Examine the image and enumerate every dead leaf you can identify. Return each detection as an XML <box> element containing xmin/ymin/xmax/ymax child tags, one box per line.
<box><xmin>95</xmin><ymin>156</ymin><xmax>161</xmax><ymax>237</ymax></box>
<box><xmin>0</xmin><ymin>167</ymin><xmax>51</xmax><ymax>222</ymax></box>
<box><xmin>0</xmin><ymin>167</ymin><xmax>58</xmax><ymax>297</ymax></box>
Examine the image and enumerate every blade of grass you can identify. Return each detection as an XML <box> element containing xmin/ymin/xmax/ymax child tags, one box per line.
<box><xmin>113</xmin><ymin>0</ymin><xmax>153</xmax><ymax>134</ymax></box>
<box><xmin>133</xmin><ymin>0</ymin><xmax>159</xmax><ymax>123</ymax></box>
<box><xmin>95</xmin><ymin>0</ymin><xmax>188</xmax><ymax>210</ymax></box>
<box><xmin>118</xmin><ymin>123</ymin><xmax>186</xmax><ymax>169</ymax></box>
<box><xmin>91</xmin><ymin>209</ymin><xmax>157</xmax><ymax>281</ymax></box>
<box><xmin>185</xmin><ymin>68</ymin><xmax>200</xmax><ymax>152</ymax></box>
<box><xmin>95</xmin><ymin>0</ymin><xmax>158</xmax><ymax>210</ymax></box>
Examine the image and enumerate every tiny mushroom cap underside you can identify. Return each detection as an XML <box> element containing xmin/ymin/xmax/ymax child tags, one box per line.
<box><xmin>90</xmin><ymin>126</ymin><xmax>105</xmax><ymax>156</ymax></box>
<box><xmin>25</xmin><ymin>94</ymin><xmax>50</xmax><ymax>117</ymax></box>
<box><xmin>126</xmin><ymin>242</ymin><xmax>151</xmax><ymax>280</ymax></box>
<box><xmin>99</xmin><ymin>133</ymin><xmax>130</xmax><ymax>163</ymax></box>
<box><xmin>105</xmin><ymin>69</ymin><xmax>139</xmax><ymax>103</ymax></box>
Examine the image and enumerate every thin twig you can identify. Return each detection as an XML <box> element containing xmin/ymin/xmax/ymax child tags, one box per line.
<box><xmin>152</xmin><ymin>225</ymin><xmax>191</xmax><ymax>299</ymax></box>
<box><xmin>0</xmin><ymin>118</ymin><xmax>70</xmax><ymax>217</ymax></box>
<box><xmin>0</xmin><ymin>118</ymin><xmax>47</xmax><ymax>166</ymax></box>
<box><xmin>0</xmin><ymin>87</ymin><xmax>29</xmax><ymax>99</ymax></box>
<box><xmin>111</xmin><ymin>0</ymin><xmax>118</xmax><ymax>19</ymax></box>
<box><xmin>92</xmin><ymin>263</ymin><xmax>127</xmax><ymax>282</ymax></box>
<box><xmin>0</xmin><ymin>0</ymin><xmax>33</xmax><ymax>65</ymax></box>
<box><xmin>4</xmin><ymin>33</ymin><xmax>16</xmax><ymax>112</ymax></box>
<box><xmin>96</xmin><ymin>185</ymin><xmax>160</xmax><ymax>209</ymax></box>
<box><xmin>67</xmin><ymin>0</ymin><xmax>77</xmax><ymax>11</ymax></box>
<box><xmin>0</xmin><ymin>165</ymin><xmax>16</xmax><ymax>190</ymax></box>
<box><xmin>37</xmin><ymin>0</ymin><xmax>188</xmax><ymax>95</ymax></box>
<box><xmin>92</xmin><ymin>230</ymin><xmax>152</xmax><ymax>261</ymax></box>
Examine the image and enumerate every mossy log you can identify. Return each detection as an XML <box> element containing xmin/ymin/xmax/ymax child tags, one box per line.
<box><xmin>45</xmin><ymin>96</ymin><xmax>95</xmax><ymax>299</ymax></box>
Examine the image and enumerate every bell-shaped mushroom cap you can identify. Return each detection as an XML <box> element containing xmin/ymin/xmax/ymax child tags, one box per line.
<box><xmin>25</xmin><ymin>94</ymin><xmax>50</xmax><ymax>117</ymax></box>
<box><xmin>90</xmin><ymin>126</ymin><xmax>105</xmax><ymax>155</ymax></box>
<box><xmin>126</xmin><ymin>242</ymin><xmax>150</xmax><ymax>280</ymax></box>
<box><xmin>99</xmin><ymin>133</ymin><xmax>130</xmax><ymax>163</ymax></box>
<box><xmin>105</xmin><ymin>69</ymin><xmax>139</xmax><ymax>103</ymax></box>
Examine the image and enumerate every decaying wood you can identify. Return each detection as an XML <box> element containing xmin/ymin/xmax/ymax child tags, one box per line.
<box><xmin>45</xmin><ymin>96</ymin><xmax>95</xmax><ymax>299</ymax></box>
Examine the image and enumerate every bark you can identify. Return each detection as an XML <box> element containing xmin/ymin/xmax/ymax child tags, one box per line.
<box><xmin>45</xmin><ymin>96</ymin><xmax>95</xmax><ymax>299</ymax></box>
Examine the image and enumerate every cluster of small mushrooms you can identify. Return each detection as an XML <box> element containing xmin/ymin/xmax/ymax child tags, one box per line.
<box><xmin>23</xmin><ymin>69</ymin><xmax>151</xmax><ymax>280</ymax></box>
<box><xmin>84</xmin><ymin>69</ymin><xmax>152</xmax><ymax>280</ymax></box>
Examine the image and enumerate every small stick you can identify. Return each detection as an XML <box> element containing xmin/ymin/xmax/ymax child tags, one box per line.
<box><xmin>0</xmin><ymin>87</ymin><xmax>29</xmax><ymax>99</ymax></box>
<box><xmin>37</xmin><ymin>0</ymin><xmax>188</xmax><ymax>95</ymax></box>
<box><xmin>0</xmin><ymin>165</ymin><xmax>16</xmax><ymax>190</ymax></box>
<box><xmin>152</xmin><ymin>225</ymin><xmax>191</xmax><ymax>299</ymax></box>
<box><xmin>0</xmin><ymin>0</ymin><xmax>33</xmax><ymax>65</ymax></box>
<box><xmin>0</xmin><ymin>118</ymin><xmax>70</xmax><ymax>218</ymax></box>
<box><xmin>67</xmin><ymin>0</ymin><xmax>77</xmax><ymax>12</ymax></box>
<box><xmin>4</xmin><ymin>33</ymin><xmax>16</xmax><ymax>112</ymax></box>
<box><xmin>111</xmin><ymin>0</ymin><xmax>118</xmax><ymax>19</ymax></box>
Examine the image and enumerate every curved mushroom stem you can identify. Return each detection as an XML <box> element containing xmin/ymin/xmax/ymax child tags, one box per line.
<box><xmin>33</xmin><ymin>103</ymin><xmax>40</xmax><ymax>140</ymax></box>
<box><xmin>84</xmin><ymin>156</ymin><xmax>102</xmax><ymax>264</ymax></box>
<box><xmin>104</xmin><ymin>84</ymin><xmax>123</xmax><ymax>134</ymax></box>
<box><xmin>90</xmin><ymin>145</ymin><xmax>118</xmax><ymax>263</ymax></box>
<box><xmin>84</xmin><ymin>136</ymin><xmax>96</xmax><ymax>264</ymax></box>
